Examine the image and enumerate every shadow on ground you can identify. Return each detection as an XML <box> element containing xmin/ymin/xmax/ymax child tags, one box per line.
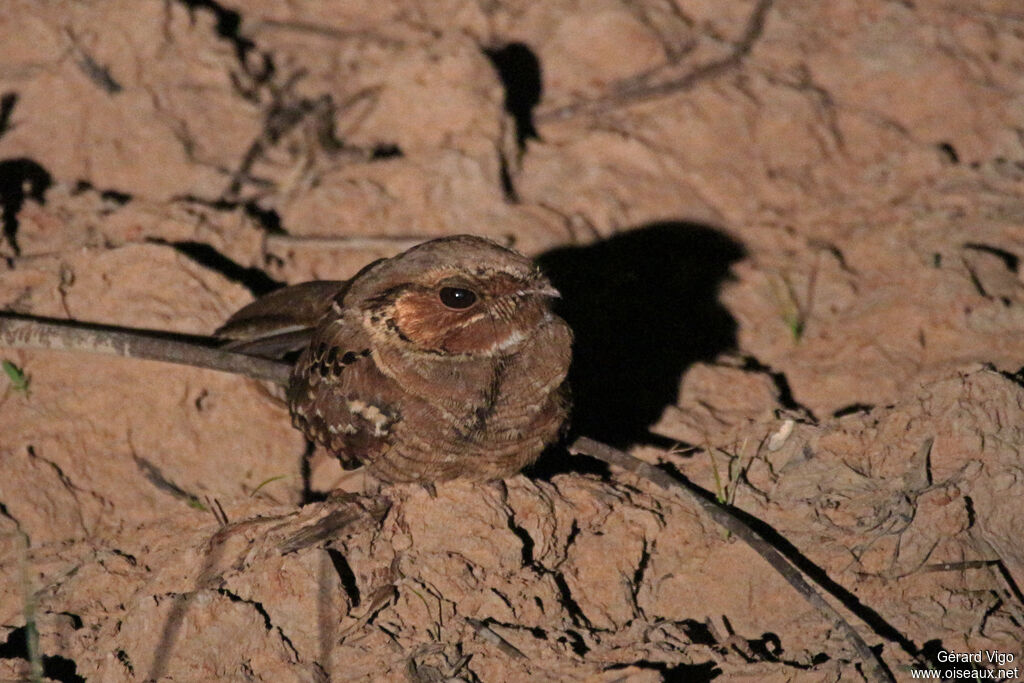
<box><xmin>533</xmin><ymin>222</ymin><xmax>745</xmax><ymax>471</ymax></box>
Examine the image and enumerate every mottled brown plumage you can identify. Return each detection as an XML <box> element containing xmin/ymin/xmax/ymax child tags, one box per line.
<box><xmin>217</xmin><ymin>235</ymin><xmax>572</xmax><ymax>484</ymax></box>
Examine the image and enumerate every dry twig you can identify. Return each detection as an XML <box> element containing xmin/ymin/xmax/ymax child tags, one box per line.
<box><xmin>538</xmin><ymin>0</ymin><xmax>773</xmax><ymax>121</ymax></box>
<box><xmin>0</xmin><ymin>314</ymin><xmax>290</xmax><ymax>384</ymax></box>
<box><xmin>568</xmin><ymin>436</ymin><xmax>893</xmax><ymax>683</ymax></box>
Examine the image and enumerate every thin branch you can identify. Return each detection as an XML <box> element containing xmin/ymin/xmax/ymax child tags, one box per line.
<box><xmin>538</xmin><ymin>0</ymin><xmax>773</xmax><ymax>121</ymax></box>
<box><xmin>466</xmin><ymin>618</ymin><xmax>526</xmax><ymax>660</ymax></box>
<box><xmin>278</xmin><ymin>498</ymin><xmax>390</xmax><ymax>555</ymax></box>
<box><xmin>568</xmin><ymin>436</ymin><xmax>893</xmax><ymax>683</ymax></box>
<box><xmin>0</xmin><ymin>314</ymin><xmax>291</xmax><ymax>384</ymax></box>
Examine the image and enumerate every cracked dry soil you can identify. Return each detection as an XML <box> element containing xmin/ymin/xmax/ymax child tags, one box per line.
<box><xmin>1</xmin><ymin>0</ymin><xmax>1024</xmax><ymax>681</ymax></box>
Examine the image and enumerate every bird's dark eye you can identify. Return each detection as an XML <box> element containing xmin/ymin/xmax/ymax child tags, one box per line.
<box><xmin>439</xmin><ymin>287</ymin><xmax>478</xmax><ymax>309</ymax></box>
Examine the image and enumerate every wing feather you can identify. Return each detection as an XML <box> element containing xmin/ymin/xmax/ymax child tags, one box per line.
<box><xmin>216</xmin><ymin>280</ymin><xmax>347</xmax><ymax>357</ymax></box>
<box><xmin>287</xmin><ymin>314</ymin><xmax>401</xmax><ymax>469</ymax></box>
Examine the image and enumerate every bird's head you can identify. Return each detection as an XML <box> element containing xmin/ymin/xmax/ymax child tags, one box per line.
<box><xmin>348</xmin><ymin>235</ymin><xmax>562</xmax><ymax>356</ymax></box>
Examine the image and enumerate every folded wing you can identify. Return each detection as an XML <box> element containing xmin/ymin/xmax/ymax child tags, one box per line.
<box><xmin>215</xmin><ymin>280</ymin><xmax>347</xmax><ymax>358</ymax></box>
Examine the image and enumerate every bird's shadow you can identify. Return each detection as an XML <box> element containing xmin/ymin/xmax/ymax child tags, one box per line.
<box><xmin>529</xmin><ymin>221</ymin><xmax>746</xmax><ymax>478</ymax></box>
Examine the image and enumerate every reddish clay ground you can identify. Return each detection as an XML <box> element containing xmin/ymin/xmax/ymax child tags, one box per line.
<box><xmin>1</xmin><ymin>1</ymin><xmax>1023</xmax><ymax>681</ymax></box>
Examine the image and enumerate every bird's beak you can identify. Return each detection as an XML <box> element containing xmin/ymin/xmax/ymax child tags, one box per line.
<box><xmin>513</xmin><ymin>285</ymin><xmax>560</xmax><ymax>298</ymax></box>
<box><xmin>516</xmin><ymin>277</ymin><xmax>561</xmax><ymax>298</ymax></box>
<box><xmin>532</xmin><ymin>284</ymin><xmax>561</xmax><ymax>299</ymax></box>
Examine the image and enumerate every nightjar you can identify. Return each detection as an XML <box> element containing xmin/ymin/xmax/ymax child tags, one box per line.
<box><xmin>216</xmin><ymin>235</ymin><xmax>572</xmax><ymax>484</ymax></box>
